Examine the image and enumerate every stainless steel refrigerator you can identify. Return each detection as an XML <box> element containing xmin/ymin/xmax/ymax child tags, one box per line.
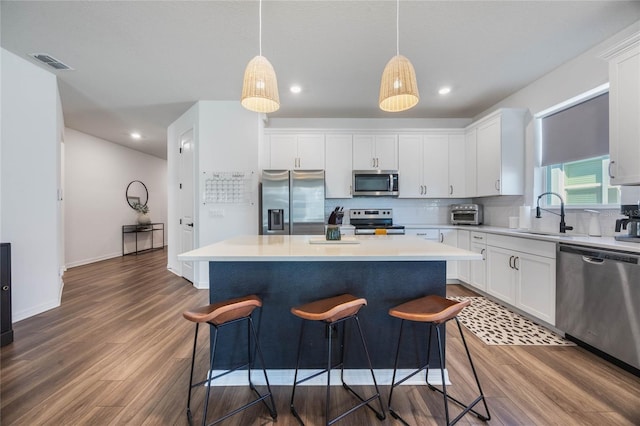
<box><xmin>261</xmin><ymin>170</ymin><xmax>325</xmax><ymax>235</ymax></box>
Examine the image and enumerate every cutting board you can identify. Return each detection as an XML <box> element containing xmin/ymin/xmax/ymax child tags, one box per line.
<box><xmin>308</xmin><ymin>237</ymin><xmax>360</xmax><ymax>245</ymax></box>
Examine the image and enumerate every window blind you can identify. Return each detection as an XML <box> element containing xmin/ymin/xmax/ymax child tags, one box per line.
<box><xmin>541</xmin><ymin>92</ymin><xmax>609</xmax><ymax>166</ymax></box>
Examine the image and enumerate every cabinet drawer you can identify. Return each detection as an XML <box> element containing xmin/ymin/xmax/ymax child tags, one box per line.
<box><xmin>470</xmin><ymin>232</ymin><xmax>486</xmax><ymax>244</ymax></box>
<box><xmin>486</xmin><ymin>234</ymin><xmax>555</xmax><ymax>258</ymax></box>
<box><xmin>406</xmin><ymin>228</ymin><xmax>440</xmax><ymax>240</ymax></box>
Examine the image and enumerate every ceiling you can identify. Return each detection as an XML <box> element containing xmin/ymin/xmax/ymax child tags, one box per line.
<box><xmin>2</xmin><ymin>1</ymin><xmax>640</xmax><ymax>159</ymax></box>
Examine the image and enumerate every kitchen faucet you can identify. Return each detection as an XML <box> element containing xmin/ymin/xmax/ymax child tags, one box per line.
<box><xmin>536</xmin><ymin>192</ymin><xmax>573</xmax><ymax>233</ymax></box>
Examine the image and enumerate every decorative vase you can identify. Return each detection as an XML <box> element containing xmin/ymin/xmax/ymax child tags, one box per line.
<box><xmin>137</xmin><ymin>213</ymin><xmax>151</xmax><ymax>225</ymax></box>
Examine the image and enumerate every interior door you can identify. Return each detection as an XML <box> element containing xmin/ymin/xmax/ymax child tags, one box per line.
<box><xmin>179</xmin><ymin>129</ymin><xmax>195</xmax><ymax>283</ymax></box>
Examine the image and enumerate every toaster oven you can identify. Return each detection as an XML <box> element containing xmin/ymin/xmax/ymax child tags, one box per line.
<box><xmin>450</xmin><ymin>204</ymin><xmax>483</xmax><ymax>225</ymax></box>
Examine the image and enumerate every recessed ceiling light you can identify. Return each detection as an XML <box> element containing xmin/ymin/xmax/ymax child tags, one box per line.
<box><xmin>438</xmin><ymin>87</ymin><xmax>451</xmax><ymax>95</ymax></box>
<box><xmin>290</xmin><ymin>85</ymin><xmax>302</xmax><ymax>94</ymax></box>
<box><xmin>130</xmin><ymin>132</ymin><xmax>141</xmax><ymax>140</ymax></box>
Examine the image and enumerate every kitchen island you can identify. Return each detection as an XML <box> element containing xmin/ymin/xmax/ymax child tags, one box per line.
<box><xmin>179</xmin><ymin>235</ymin><xmax>481</xmax><ymax>373</ymax></box>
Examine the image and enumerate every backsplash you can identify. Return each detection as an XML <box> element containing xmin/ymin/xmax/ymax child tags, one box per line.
<box><xmin>324</xmin><ymin>198</ymin><xmax>471</xmax><ymax>225</ymax></box>
<box><xmin>476</xmin><ymin>195</ymin><xmax>626</xmax><ymax>237</ymax></box>
<box><xmin>326</xmin><ymin>195</ymin><xmax>629</xmax><ymax>237</ymax></box>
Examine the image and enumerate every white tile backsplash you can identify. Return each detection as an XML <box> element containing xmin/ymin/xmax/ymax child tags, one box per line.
<box><xmin>325</xmin><ymin>195</ymin><xmax>629</xmax><ymax>237</ymax></box>
<box><xmin>324</xmin><ymin>198</ymin><xmax>471</xmax><ymax>225</ymax></box>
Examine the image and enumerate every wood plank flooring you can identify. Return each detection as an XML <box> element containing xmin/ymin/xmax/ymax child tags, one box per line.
<box><xmin>2</xmin><ymin>249</ymin><xmax>639</xmax><ymax>425</ymax></box>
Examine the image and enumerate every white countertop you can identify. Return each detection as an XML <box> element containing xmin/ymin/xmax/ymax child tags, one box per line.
<box><xmin>178</xmin><ymin>235</ymin><xmax>483</xmax><ymax>262</ymax></box>
<box><xmin>400</xmin><ymin>224</ymin><xmax>640</xmax><ymax>253</ymax></box>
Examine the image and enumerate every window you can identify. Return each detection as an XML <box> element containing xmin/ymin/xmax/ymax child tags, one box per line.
<box><xmin>545</xmin><ymin>156</ymin><xmax>620</xmax><ymax>206</ymax></box>
<box><xmin>540</xmin><ymin>88</ymin><xmax>619</xmax><ymax>207</ymax></box>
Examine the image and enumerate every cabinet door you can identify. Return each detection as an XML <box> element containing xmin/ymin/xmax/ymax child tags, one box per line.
<box><xmin>325</xmin><ymin>134</ymin><xmax>353</xmax><ymax>198</ymax></box>
<box><xmin>457</xmin><ymin>230</ymin><xmax>470</xmax><ymax>283</ymax></box>
<box><xmin>476</xmin><ymin>116</ymin><xmax>502</xmax><ymax>196</ymax></box>
<box><xmin>375</xmin><ymin>135</ymin><xmax>399</xmax><ymax>170</ymax></box>
<box><xmin>269</xmin><ymin>134</ymin><xmax>298</xmax><ymax>169</ymax></box>
<box><xmin>486</xmin><ymin>245</ymin><xmax>516</xmax><ymax>304</ymax></box>
<box><xmin>423</xmin><ymin>135</ymin><xmax>449</xmax><ymax>197</ymax></box>
<box><xmin>398</xmin><ymin>134</ymin><xmax>424</xmax><ymax>198</ymax></box>
<box><xmin>353</xmin><ymin>135</ymin><xmax>375</xmax><ymax>169</ymax></box>
<box><xmin>448</xmin><ymin>134</ymin><xmax>466</xmax><ymax>197</ymax></box>
<box><xmin>297</xmin><ymin>134</ymin><xmax>325</xmax><ymax>169</ymax></box>
<box><xmin>464</xmin><ymin>128</ymin><xmax>477</xmax><ymax>197</ymax></box>
<box><xmin>516</xmin><ymin>253</ymin><xmax>556</xmax><ymax>325</ymax></box>
<box><xmin>440</xmin><ymin>229</ymin><xmax>458</xmax><ymax>280</ymax></box>
<box><xmin>608</xmin><ymin>43</ymin><xmax>640</xmax><ymax>185</ymax></box>
<box><xmin>469</xmin><ymin>242</ymin><xmax>486</xmax><ymax>291</ymax></box>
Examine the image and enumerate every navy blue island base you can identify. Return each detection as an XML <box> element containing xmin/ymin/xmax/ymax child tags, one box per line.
<box><xmin>208</xmin><ymin>260</ymin><xmax>446</xmax><ymax>369</ymax></box>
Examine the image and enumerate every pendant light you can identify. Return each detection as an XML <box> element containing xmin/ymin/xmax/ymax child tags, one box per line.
<box><xmin>241</xmin><ymin>0</ymin><xmax>280</xmax><ymax>113</ymax></box>
<box><xmin>379</xmin><ymin>0</ymin><xmax>419</xmax><ymax>112</ymax></box>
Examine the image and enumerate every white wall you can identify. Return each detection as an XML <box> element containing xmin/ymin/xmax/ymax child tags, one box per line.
<box><xmin>64</xmin><ymin>128</ymin><xmax>167</xmax><ymax>267</ymax></box>
<box><xmin>1</xmin><ymin>48</ymin><xmax>63</xmax><ymax>322</ymax></box>
<box><xmin>167</xmin><ymin>101</ymin><xmax>261</xmax><ymax>288</ymax></box>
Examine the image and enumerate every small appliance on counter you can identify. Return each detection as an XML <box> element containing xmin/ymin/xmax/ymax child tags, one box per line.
<box><xmin>349</xmin><ymin>209</ymin><xmax>405</xmax><ymax>235</ymax></box>
<box><xmin>260</xmin><ymin>170</ymin><xmax>325</xmax><ymax>235</ymax></box>
<box><xmin>614</xmin><ymin>203</ymin><xmax>640</xmax><ymax>242</ymax></box>
<box><xmin>450</xmin><ymin>204</ymin><xmax>483</xmax><ymax>225</ymax></box>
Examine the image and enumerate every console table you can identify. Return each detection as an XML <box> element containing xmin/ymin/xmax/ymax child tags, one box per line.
<box><xmin>122</xmin><ymin>223</ymin><xmax>164</xmax><ymax>256</ymax></box>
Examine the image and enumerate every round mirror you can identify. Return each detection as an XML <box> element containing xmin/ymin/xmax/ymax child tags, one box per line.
<box><xmin>126</xmin><ymin>180</ymin><xmax>148</xmax><ymax>209</ymax></box>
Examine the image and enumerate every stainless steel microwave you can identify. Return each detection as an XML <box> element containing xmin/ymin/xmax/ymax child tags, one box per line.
<box><xmin>352</xmin><ymin>170</ymin><xmax>399</xmax><ymax>197</ymax></box>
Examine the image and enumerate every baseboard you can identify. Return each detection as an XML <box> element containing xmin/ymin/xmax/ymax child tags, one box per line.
<box><xmin>203</xmin><ymin>368</ymin><xmax>450</xmax><ymax>387</ymax></box>
<box><xmin>13</xmin><ymin>299</ymin><xmax>60</xmax><ymax>323</ymax></box>
<box><xmin>66</xmin><ymin>251</ymin><xmax>121</xmax><ymax>269</ymax></box>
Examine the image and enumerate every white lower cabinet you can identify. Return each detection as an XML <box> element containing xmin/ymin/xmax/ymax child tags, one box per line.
<box><xmin>468</xmin><ymin>232</ymin><xmax>487</xmax><ymax>291</ymax></box>
<box><xmin>405</xmin><ymin>228</ymin><xmax>457</xmax><ymax>280</ymax></box>
<box><xmin>486</xmin><ymin>246</ymin><xmax>517</xmax><ymax>304</ymax></box>
<box><xmin>516</xmin><ymin>252</ymin><xmax>556</xmax><ymax>325</ymax></box>
<box><xmin>456</xmin><ymin>230</ymin><xmax>470</xmax><ymax>283</ymax></box>
<box><xmin>440</xmin><ymin>229</ymin><xmax>458</xmax><ymax>280</ymax></box>
<box><xmin>486</xmin><ymin>234</ymin><xmax>556</xmax><ymax>325</ymax></box>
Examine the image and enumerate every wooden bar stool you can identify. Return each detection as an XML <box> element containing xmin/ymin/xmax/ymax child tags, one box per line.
<box><xmin>183</xmin><ymin>294</ymin><xmax>277</xmax><ymax>426</ymax></box>
<box><xmin>387</xmin><ymin>295</ymin><xmax>490</xmax><ymax>426</ymax></box>
<box><xmin>289</xmin><ymin>294</ymin><xmax>386</xmax><ymax>425</ymax></box>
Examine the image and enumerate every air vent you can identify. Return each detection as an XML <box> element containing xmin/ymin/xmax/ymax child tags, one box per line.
<box><xmin>29</xmin><ymin>53</ymin><xmax>74</xmax><ymax>70</ymax></box>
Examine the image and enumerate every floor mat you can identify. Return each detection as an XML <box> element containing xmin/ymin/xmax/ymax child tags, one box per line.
<box><xmin>447</xmin><ymin>296</ymin><xmax>575</xmax><ymax>346</ymax></box>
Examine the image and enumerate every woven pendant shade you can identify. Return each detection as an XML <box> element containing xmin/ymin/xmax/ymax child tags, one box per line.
<box><xmin>241</xmin><ymin>55</ymin><xmax>280</xmax><ymax>113</ymax></box>
<box><xmin>379</xmin><ymin>54</ymin><xmax>419</xmax><ymax>112</ymax></box>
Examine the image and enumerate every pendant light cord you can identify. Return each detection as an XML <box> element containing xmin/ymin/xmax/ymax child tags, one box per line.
<box><xmin>259</xmin><ymin>0</ymin><xmax>263</xmax><ymax>56</ymax></box>
<box><xmin>396</xmin><ymin>0</ymin><xmax>400</xmax><ymax>56</ymax></box>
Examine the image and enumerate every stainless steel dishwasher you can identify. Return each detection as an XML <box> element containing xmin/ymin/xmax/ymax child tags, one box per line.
<box><xmin>557</xmin><ymin>243</ymin><xmax>640</xmax><ymax>374</ymax></box>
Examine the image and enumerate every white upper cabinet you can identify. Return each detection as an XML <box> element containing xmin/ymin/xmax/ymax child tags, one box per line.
<box><xmin>353</xmin><ymin>134</ymin><xmax>398</xmax><ymax>170</ymax></box>
<box><xmin>469</xmin><ymin>108</ymin><xmax>525</xmax><ymax>197</ymax></box>
<box><xmin>448</xmin><ymin>134</ymin><xmax>466</xmax><ymax>197</ymax></box>
<box><xmin>398</xmin><ymin>132</ymin><xmax>464</xmax><ymax>198</ymax></box>
<box><xmin>325</xmin><ymin>134</ymin><xmax>353</xmax><ymax>198</ymax></box>
<box><xmin>464</xmin><ymin>128</ymin><xmax>477</xmax><ymax>197</ymax></box>
<box><xmin>269</xmin><ymin>133</ymin><xmax>325</xmax><ymax>170</ymax></box>
<box><xmin>601</xmin><ymin>32</ymin><xmax>640</xmax><ymax>185</ymax></box>
<box><xmin>398</xmin><ymin>134</ymin><xmax>424</xmax><ymax>197</ymax></box>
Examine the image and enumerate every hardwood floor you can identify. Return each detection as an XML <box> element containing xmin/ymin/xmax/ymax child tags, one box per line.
<box><xmin>1</xmin><ymin>249</ymin><xmax>639</xmax><ymax>425</ymax></box>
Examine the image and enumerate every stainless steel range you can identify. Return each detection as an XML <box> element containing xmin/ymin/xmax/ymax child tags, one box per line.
<box><xmin>349</xmin><ymin>209</ymin><xmax>405</xmax><ymax>235</ymax></box>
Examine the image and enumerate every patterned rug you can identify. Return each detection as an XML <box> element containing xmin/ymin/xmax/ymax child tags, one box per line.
<box><xmin>447</xmin><ymin>296</ymin><xmax>574</xmax><ymax>346</ymax></box>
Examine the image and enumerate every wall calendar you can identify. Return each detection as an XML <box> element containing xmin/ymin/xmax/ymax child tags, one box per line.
<box><xmin>201</xmin><ymin>171</ymin><xmax>255</xmax><ymax>205</ymax></box>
